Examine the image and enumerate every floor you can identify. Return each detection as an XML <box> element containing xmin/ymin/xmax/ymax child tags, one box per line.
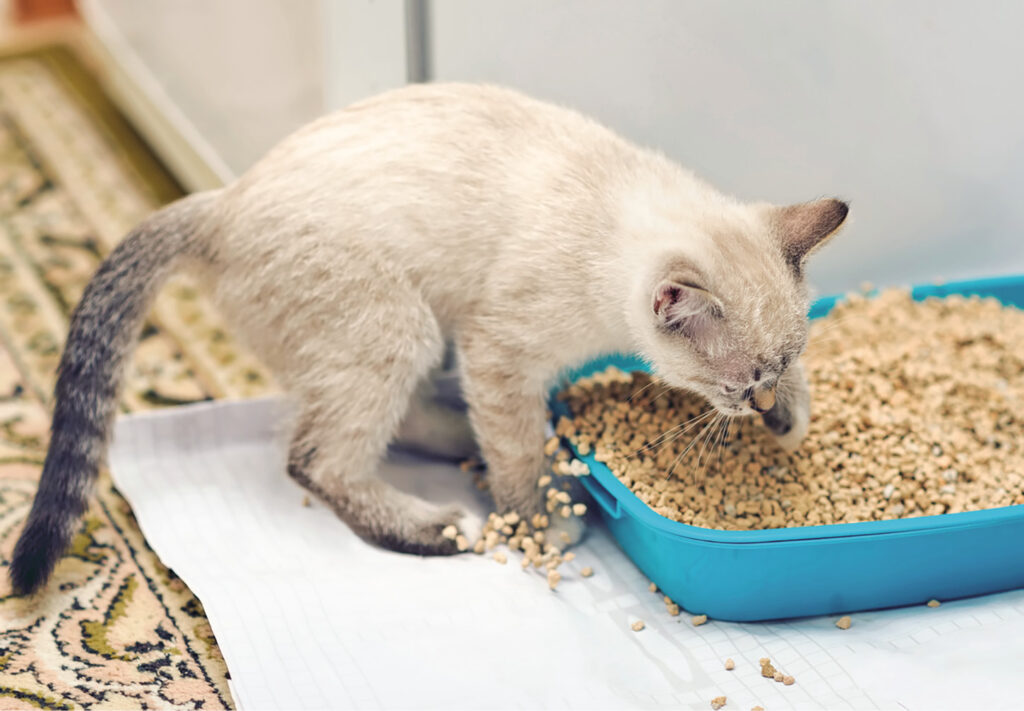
<box><xmin>0</xmin><ymin>39</ymin><xmax>266</xmax><ymax>709</ymax></box>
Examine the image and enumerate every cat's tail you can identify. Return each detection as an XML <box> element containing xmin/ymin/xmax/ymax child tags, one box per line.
<box><xmin>9</xmin><ymin>190</ymin><xmax>220</xmax><ymax>595</ymax></box>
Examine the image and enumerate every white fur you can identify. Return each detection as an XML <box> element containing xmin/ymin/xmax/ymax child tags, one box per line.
<box><xmin>176</xmin><ymin>83</ymin><xmax>845</xmax><ymax>553</ymax></box>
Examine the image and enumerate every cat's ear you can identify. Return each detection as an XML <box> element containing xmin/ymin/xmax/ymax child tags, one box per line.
<box><xmin>772</xmin><ymin>198</ymin><xmax>849</xmax><ymax>268</ymax></box>
<box><xmin>652</xmin><ymin>279</ymin><xmax>722</xmax><ymax>333</ymax></box>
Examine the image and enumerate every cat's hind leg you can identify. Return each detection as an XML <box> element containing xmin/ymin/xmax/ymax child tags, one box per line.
<box><xmin>285</xmin><ymin>295</ymin><xmax>481</xmax><ymax>553</ymax></box>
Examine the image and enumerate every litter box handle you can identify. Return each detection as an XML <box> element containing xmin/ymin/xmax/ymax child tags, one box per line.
<box><xmin>583</xmin><ymin>476</ymin><xmax>622</xmax><ymax>520</ymax></box>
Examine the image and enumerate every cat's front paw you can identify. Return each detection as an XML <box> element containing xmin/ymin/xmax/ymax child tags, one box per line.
<box><xmin>762</xmin><ymin>399</ymin><xmax>809</xmax><ymax>451</ymax></box>
<box><xmin>545</xmin><ymin>511</ymin><xmax>586</xmax><ymax>548</ymax></box>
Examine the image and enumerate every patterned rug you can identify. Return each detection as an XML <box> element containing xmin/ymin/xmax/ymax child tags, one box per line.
<box><xmin>0</xmin><ymin>47</ymin><xmax>274</xmax><ymax>709</ymax></box>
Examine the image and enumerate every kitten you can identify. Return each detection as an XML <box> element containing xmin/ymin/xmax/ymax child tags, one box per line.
<box><xmin>10</xmin><ymin>83</ymin><xmax>847</xmax><ymax>593</ymax></box>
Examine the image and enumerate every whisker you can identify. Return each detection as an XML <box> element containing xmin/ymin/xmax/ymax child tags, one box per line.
<box><xmin>629</xmin><ymin>408</ymin><xmax>715</xmax><ymax>458</ymax></box>
<box><xmin>668</xmin><ymin>413</ymin><xmax>719</xmax><ymax>481</ymax></box>
<box><xmin>694</xmin><ymin>413</ymin><xmax>724</xmax><ymax>483</ymax></box>
<box><xmin>627</xmin><ymin>378</ymin><xmax>659</xmax><ymax>402</ymax></box>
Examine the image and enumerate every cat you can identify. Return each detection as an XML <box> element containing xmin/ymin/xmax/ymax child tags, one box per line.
<box><xmin>10</xmin><ymin>83</ymin><xmax>847</xmax><ymax>594</ymax></box>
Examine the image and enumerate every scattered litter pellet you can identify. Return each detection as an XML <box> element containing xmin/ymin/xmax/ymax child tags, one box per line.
<box><xmin>632</xmin><ymin>620</ymin><xmax>646</xmax><ymax>632</ymax></box>
<box><xmin>710</xmin><ymin>696</ymin><xmax>727</xmax><ymax>710</ymax></box>
<box><xmin>783</xmin><ymin>675</ymin><xmax>795</xmax><ymax>686</ymax></box>
<box><xmin>760</xmin><ymin>659</ymin><xmax>776</xmax><ymax>678</ymax></box>
<box><xmin>556</xmin><ymin>291</ymin><xmax>1024</xmax><ymax>531</ymax></box>
<box><xmin>455</xmin><ymin>535</ymin><xmax>469</xmax><ymax>551</ymax></box>
<box><xmin>547</xmin><ymin>569</ymin><xmax>561</xmax><ymax>590</ymax></box>
<box><xmin>649</xmin><ymin>582</ymin><xmax>658</xmax><ymax>593</ymax></box>
<box><xmin>572</xmin><ymin>502</ymin><xmax>587</xmax><ymax>516</ymax></box>
<box><xmin>562</xmin><ymin>551</ymin><xmax>575</xmax><ymax>562</ymax></box>
<box><xmin>581</xmin><ymin>566</ymin><xmax>594</xmax><ymax>578</ymax></box>
<box><xmin>666</xmin><ymin>603</ymin><xmax>680</xmax><ymax>616</ymax></box>
<box><xmin>927</xmin><ymin>599</ymin><xmax>941</xmax><ymax>607</ymax></box>
<box><xmin>724</xmin><ymin>658</ymin><xmax>735</xmax><ymax>671</ymax></box>
<box><xmin>493</xmin><ymin>552</ymin><xmax>507</xmax><ymax>565</ymax></box>
<box><xmin>442</xmin><ymin>525</ymin><xmax>458</xmax><ymax>541</ymax></box>
<box><xmin>836</xmin><ymin>615</ymin><xmax>852</xmax><ymax>630</ymax></box>
<box><xmin>301</xmin><ymin>495</ymin><xmax>311</xmax><ymax>507</ymax></box>
<box><xmin>544</xmin><ymin>437</ymin><xmax>561</xmax><ymax>456</ymax></box>
<box><xmin>752</xmin><ymin>707</ymin><xmax>765</xmax><ymax>711</ymax></box>
<box><xmin>692</xmin><ymin>614</ymin><xmax>708</xmax><ymax>626</ymax></box>
<box><xmin>537</xmin><ymin>474</ymin><xmax>552</xmax><ymax>488</ymax></box>
<box><xmin>773</xmin><ymin>672</ymin><xmax>784</xmax><ymax>683</ymax></box>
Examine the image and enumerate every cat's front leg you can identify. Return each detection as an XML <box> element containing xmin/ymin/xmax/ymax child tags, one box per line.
<box><xmin>458</xmin><ymin>337</ymin><xmax>584</xmax><ymax>545</ymax></box>
<box><xmin>762</xmin><ymin>359</ymin><xmax>811</xmax><ymax>451</ymax></box>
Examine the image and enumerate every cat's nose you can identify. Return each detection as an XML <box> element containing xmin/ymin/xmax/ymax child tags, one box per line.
<box><xmin>750</xmin><ymin>384</ymin><xmax>776</xmax><ymax>413</ymax></box>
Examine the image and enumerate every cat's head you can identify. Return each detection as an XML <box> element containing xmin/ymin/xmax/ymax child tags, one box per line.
<box><xmin>634</xmin><ymin>198</ymin><xmax>848</xmax><ymax>417</ymax></box>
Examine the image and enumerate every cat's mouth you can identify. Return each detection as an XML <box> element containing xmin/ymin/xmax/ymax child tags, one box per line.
<box><xmin>709</xmin><ymin>387</ymin><xmax>775</xmax><ymax>417</ymax></box>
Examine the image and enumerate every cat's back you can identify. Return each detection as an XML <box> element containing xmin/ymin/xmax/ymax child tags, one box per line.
<box><xmin>234</xmin><ymin>82</ymin><xmax>640</xmax><ymax>199</ymax></box>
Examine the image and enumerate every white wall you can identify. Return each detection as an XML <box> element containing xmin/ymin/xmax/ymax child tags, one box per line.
<box><xmin>428</xmin><ymin>0</ymin><xmax>1024</xmax><ymax>295</ymax></box>
<box><xmin>86</xmin><ymin>0</ymin><xmax>325</xmax><ymax>176</ymax></box>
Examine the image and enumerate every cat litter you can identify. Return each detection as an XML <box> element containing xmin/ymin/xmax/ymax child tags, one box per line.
<box><xmin>710</xmin><ymin>696</ymin><xmax>727</xmax><ymax>710</ymax></box>
<box><xmin>556</xmin><ymin>289</ymin><xmax>1024</xmax><ymax>531</ymax></box>
<box><xmin>836</xmin><ymin>615</ymin><xmax>852</xmax><ymax>629</ymax></box>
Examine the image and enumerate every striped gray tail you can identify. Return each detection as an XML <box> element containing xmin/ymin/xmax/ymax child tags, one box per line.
<box><xmin>9</xmin><ymin>190</ymin><xmax>218</xmax><ymax>595</ymax></box>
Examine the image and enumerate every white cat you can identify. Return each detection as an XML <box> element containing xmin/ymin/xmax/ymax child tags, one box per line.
<box><xmin>11</xmin><ymin>83</ymin><xmax>847</xmax><ymax>593</ymax></box>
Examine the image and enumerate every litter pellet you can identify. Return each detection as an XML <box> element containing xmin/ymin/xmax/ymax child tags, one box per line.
<box><xmin>760</xmin><ymin>659</ymin><xmax>776</xmax><ymax>678</ymax></box>
<box><xmin>563</xmin><ymin>551</ymin><xmax>576</xmax><ymax>562</ymax></box>
<box><xmin>572</xmin><ymin>503</ymin><xmax>587</xmax><ymax>516</ymax></box>
<box><xmin>537</xmin><ymin>474</ymin><xmax>552</xmax><ymax>488</ymax></box>
<box><xmin>301</xmin><ymin>495</ymin><xmax>311</xmax><ymax>507</ymax></box>
<box><xmin>473</xmin><ymin>539</ymin><xmax>485</xmax><ymax>554</ymax></box>
<box><xmin>666</xmin><ymin>603</ymin><xmax>680</xmax><ymax>616</ymax></box>
<box><xmin>581</xmin><ymin>566</ymin><xmax>594</xmax><ymax>577</ymax></box>
<box><xmin>544</xmin><ymin>437</ymin><xmax>561</xmax><ymax>456</ymax></box>
<box><xmin>927</xmin><ymin>599</ymin><xmax>941</xmax><ymax>607</ymax></box>
<box><xmin>632</xmin><ymin>620</ymin><xmax>646</xmax><ymax>632</ymax></box>
<box><xmin>556</xmin><ymin>291</ymin><xmax>1024</xmax><ymax>531</ymax></box>
<box><xmin>455</xmin><ymin>535</ymin><xmax>469</xmax><ymax>551</ymax></box>
<box><xmin>773</xmin><ymin>672</ymin><xmax>784</xmax><ymax>683</ymax></box>
<box><xmin>493</xmin><ymin>552</ymin><xmax>507</xmax><ymax>565</ymax></box>
<box><xmin>836</xmin><ymin>616</ymin><xmax>852</xmax><ymax>630</ymax></box>
<box><xmin>710</xmin><ymin>696</ymin><xmax>726</xmax><ymax>710</ymax></box>
<box><xmin>442</xmin><ymin>525</ymin><xmax>458</xmax><ymax>541</ymax></box>
<box><xmin>559</xmin><ymin>505</ymin><xmax>572</xmax><ymax>518</ymax></box>
<box><xmin>547</xmin><ymin>569</ymin><xmax>561</xmax><ymax>590</ymax></box>
<box><xmin>692</xmin><ymin>614</ymin><xmax>708</xmax><ymax>626</ymax></box>
<box><xmin>649</xmin><ymin>582</ymin><xmax>658</xmax><ymax>593</ymax></box>
<box><xmin>783</xmin><ymin>675</ymin><xmax>795</xmax><ymax>686</ymax></box>
<box><xmin>752</xmin><ymin>707</ymin><xmax>765</xmax><ymax>711</ymax></box>
<box><xmin>724</xmin><ymin>658</ymin><xmax>735</xmax><ymax>671</ymax></box>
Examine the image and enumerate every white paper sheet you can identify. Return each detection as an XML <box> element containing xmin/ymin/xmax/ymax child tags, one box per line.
<box><xmin>109</xmin><ymin>399</ymin><xmax>1024</xmax><ymax>711</ymax></box>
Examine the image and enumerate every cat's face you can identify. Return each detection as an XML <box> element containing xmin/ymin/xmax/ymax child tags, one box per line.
<box><xmin>637</xmin><ymin>198</ymin><xmax>848</xmax><ymax>416</ymax></box>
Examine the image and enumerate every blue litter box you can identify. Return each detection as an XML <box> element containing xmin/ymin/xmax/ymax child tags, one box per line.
<box><xmin>549</xmin><ymin>274</ymin><xmax>1024</xmax><ymax>622</ymax></box>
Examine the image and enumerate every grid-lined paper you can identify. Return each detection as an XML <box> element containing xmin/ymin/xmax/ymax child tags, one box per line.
<box><xmin>109</xmin><ymin>399</ymin><xmax>1024</xmax><ymax>710</ymax></box>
